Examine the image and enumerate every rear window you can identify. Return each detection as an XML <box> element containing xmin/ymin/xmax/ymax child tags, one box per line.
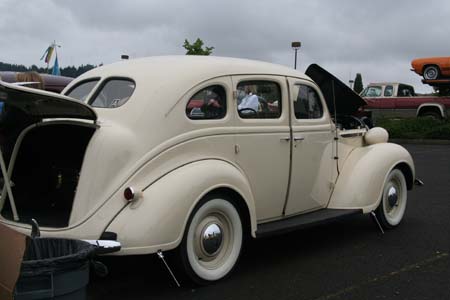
<box><xmin>66</xmin><ymin>79</ymin><xmax>99</xmax><ymax>102</ymax></box>
<box><xmin>90</xmin><ymin>79</ymin><xmax>136</xmax><ymax>108</ymax></box>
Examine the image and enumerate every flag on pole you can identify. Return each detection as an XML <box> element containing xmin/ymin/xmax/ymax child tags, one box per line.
<box><xmin>52</xmin><ymin>54</ymin><xmax>61</xmax><ymax>76</ymax></box>
<box><xmin>40</xmin><ymin>45</ymin><xmax>55</xmax><ymax>64</ymax></box>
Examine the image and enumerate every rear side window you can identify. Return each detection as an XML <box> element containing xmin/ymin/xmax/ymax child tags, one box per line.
<box><xmin>90</xmin><ymin>79</ymin><xmax>136</xmax><ymax>108</ymax></box>
<box><xmin>384</xmin><ymin>85</ymin><xmax>393</xmax><ymax>97</ymax></box>
<box><xmin>66</xmin><ymin>79</ymin><xmax>99</xmax><ymax>102</ymax></box>
<box><xmin>186</xmin><ymin>85</ymin><xmax>226</xmax><ymax>119</ymax></box>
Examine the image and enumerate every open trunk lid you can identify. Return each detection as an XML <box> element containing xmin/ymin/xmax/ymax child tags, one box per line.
<box><xmin>0</xmin><ymin>81</ymin><xmax>96</xmax><ymax>122</ymax></box>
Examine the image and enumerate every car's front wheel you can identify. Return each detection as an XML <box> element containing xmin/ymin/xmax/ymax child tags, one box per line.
<box><xmin>375</xmin><ymin>169</ymin><xmax>408</xmax><ymax>229</ymax></box>
<box><xmin>180</xmin><ymin>194</ymin><xmax>243</xmax><ymax>285</ymax></box>
<box><xmin>423</xmin><ymin>65</ymin><xmax>440</xmax><ymax>80</ymax></box>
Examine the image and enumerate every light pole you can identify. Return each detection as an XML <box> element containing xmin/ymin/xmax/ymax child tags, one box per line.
<box><xmin>291</xmin><ymin>41</ymin><xmax>301</xmax><ymax>69</ymax></box>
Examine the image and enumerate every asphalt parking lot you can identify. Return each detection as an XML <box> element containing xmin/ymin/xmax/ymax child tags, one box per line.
<box><xmin>88</xmin><ymin>144</ymin><xmax>450</xmax><ymax>300</ymax></box>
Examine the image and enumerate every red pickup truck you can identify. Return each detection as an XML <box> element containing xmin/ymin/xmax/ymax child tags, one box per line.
<box><xmin>361</xmin><ymin>82</ymin><xmax>450</xmax><ymax>119</ymax></box>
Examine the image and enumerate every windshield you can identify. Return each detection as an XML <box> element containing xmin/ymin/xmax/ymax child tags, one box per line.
<box><xmin>361</xmin><ymin>86</ymin><xmax>382</xmax><ymax>97</ymax></box>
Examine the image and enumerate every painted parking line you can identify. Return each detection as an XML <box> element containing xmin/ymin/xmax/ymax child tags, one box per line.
<box><xmin>311</xmin><ymin>252</ymin><xmax>449</xmax><ymax>300</ymax></box>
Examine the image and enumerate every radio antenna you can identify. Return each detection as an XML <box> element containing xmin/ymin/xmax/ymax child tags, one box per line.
<box><xmin>331</xmin><ymin>80</ymin><xmax>340</xmax><ymax>174</ymax></box>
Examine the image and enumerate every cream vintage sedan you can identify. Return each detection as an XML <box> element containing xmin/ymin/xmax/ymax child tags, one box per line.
<box><xmin>0</xmin><ymin>56</ymin><xmax>416</xmax><ymax>284</ymax></box>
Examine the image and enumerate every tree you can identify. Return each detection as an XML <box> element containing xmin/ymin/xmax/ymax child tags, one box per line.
<box><xmin>183</xmin><ymin>38</ymin><xmax>214</xmax><ymax>56</ymax></box>
<box><xmin>0</xmin><ymin>61</ymin><xmax>96</xmax><ymax>77</ymax></box>
<box><xmin>353</xmin><ymin>73</ymin><xmax>363</xmax><ymax>94</ymax></box>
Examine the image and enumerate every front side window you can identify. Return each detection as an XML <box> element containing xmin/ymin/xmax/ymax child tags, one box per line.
<box><xmin>186</xmin><ymin>85</ymin><xmax>226</xmax><ymax>120</ymax></box>
<box><xmin>66</xmin><ymin>79</ymin><xmax>99</xmax><ymax>102</ymax></box>
<box><xmin>237</xmin><ymin>81</ymin><xmax>281</xmax><ymax>119</ymax></box>
<box><xmin>384</xmin><ymin>85</ymin><xmax>394</xmax><ymax>97</ymax></box>
<box><xmin>90</xmin><ymin>79</ymin><xmax>135</xmax><ymax>108</ymax></box>
<box><xmin>292</xmin><ymin>84</ymin><xmax>323</xmax><ymax>119</ymax></box>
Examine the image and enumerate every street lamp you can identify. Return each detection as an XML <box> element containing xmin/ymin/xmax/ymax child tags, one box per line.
<box><xmin>291</xmin><ymin>41</ymin><xmax>301</xmax><ymax>70</ymax></box>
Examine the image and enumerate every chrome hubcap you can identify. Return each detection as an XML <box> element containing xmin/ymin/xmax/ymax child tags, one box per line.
<box><xmin>387</xmin><ymin>186</ymin><xmax>398</xmax><ymax>208</ymax></box>
<box><xmin>425</xmin><ymin>68</ymin><xmax>437</xmax><ymax>79</ymax></box>
<box><xmin>201</xmin><ymin>223</ymin><xmax>223</xmax><ymax>256</ymax></box>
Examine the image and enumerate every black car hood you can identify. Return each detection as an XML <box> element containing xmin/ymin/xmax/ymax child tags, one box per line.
<box><xmin>305</xmin><ymin>64</ymin><xmax>367</xmax><ymax>115</ymax></box>
<box><xmin>0</xmin><ymin>81</ymin><xmax>96</xmax><ymax>122</ymax></box>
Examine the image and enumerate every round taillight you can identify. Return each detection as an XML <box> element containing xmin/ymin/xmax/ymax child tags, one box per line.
<box><xmin>124</xmin><ymin>187</ymin><xmax>135</xmax><ymax>202</ymax></box>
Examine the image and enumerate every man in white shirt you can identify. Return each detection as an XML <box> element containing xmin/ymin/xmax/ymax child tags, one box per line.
<box><xmin>238</xmin><ymin>87</ymin><xmax>259</xmax><ymax>112</ymax></box>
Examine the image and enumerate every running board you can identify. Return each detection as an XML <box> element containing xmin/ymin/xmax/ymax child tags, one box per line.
<box><xmin>255</xmin><ymin>209</ymin><xmax>362</xmax><ymax>238</ymax></box>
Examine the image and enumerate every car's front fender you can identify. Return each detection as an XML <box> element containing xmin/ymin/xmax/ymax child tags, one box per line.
<box><xmin>328</xmin><ymin>143</ymin><xmax>415</xmax><ymax>213</ymax></box>
<box><xmin>105</xmin><ymin>159</ymin><xmax>257</xmax><ymax>255</ymax></box>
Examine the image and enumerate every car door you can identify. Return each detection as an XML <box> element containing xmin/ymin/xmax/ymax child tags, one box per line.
<box><xmin>284</xmin><ymin>78</ymin><xmax>335</xmax><ymax>216</ymax></box>
<box><xmin>231</xmin><ymin>75</ymin><xmax>290</xmax><ymax>221</ymax></box>
<box><xmin>393</xmin><ymin>84</ymin><xmax>416</xmax><ymax>118</ymax></box>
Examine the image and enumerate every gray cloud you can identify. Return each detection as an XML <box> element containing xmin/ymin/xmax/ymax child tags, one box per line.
<box><xmin>1</xmin><ymin>0</ymin><xmax>449</xmax><ymax>92</ymax></box>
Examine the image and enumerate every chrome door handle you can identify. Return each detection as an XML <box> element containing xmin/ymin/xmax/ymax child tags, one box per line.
<box><xmin>293</xmin><ymin>136</ymin><xmax>304</xmax><ymax>141</ymax></box>
<box><xmin>280</xmin><ymin>137</ymin><xmax>291</xmax><ymax>142</ymax></box>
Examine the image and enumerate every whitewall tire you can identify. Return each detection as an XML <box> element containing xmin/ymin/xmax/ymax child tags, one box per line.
<box><xmin>376</xmin><ymin>169</ymin><xmax>408</xmax><ymax>229</ymax></box>
<box><xmin>180</xmin><ymin>195</ymin><xmax>243</xmax><ymax>284</ymax></box>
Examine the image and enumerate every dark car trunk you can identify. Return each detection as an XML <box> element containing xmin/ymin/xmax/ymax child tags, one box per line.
<box><xmin>0</xmin><ymin>82</ymin><xmax>97</xmax><ymax>227</ymax></box>
<box><xmin>1</xmin><ymin>124</ymin><xmax>95</xmax><ymax>227</ymax></box>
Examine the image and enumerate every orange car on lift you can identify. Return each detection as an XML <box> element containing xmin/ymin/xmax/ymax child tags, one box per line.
<box><xmin>411</xmin><ymin>57</ymin><xmax>450</xmax><ymax>80</ymax></box>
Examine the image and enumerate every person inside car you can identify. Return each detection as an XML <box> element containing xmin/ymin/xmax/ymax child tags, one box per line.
<box><xmin>238</xmin><ymin>86</ymin><xmax>259</xmax><ymax>112</ymax></box>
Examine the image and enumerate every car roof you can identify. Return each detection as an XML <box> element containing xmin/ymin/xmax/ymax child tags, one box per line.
<box><xmin>367</xmin><ymin>82</ymin><xmax>413</xmax><ymax>88</ymax></box>
<box><xmin>73</xmin><ymin>55</ymin><xmax>311</xmax><ymax>84</ymax></box>
<box><xmin>64</xmin><ymin>56</ymin><xmax>315</xmax><ymax>127</ymax></box>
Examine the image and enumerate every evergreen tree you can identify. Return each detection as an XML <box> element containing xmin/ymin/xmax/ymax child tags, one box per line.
<box><xmin>183</xmin><ymin>38</ymin><xmax>214</xmax><ymax>55</ymax></box>
<box><xmin>353</xmin><ymin>73</ymin><xmax>363</xmax><ymax>94</ymax></box>
<box><xmin>0</xmin><ymin>61</ymin><xmax>96</xmax><ymax>78</ymax></box>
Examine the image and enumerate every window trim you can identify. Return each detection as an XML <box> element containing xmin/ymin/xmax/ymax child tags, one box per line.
<box><xmin>236</xmin><ymin>80</ymin><xmax>282</xmax><ymax>120</ymax></box>
<box><xmin>292</xmin><ymin>83</ymin><xmax>324</xmax><ymax>120</ymax></box>
<box><xmin>88</xmin><ymin>77</ymin><xmax>136</xmax><ymax>109</ymax></box>
<box><xmin>288</xmin><ymin>78</ymin><xmax>329</xmax><ymax>126</ymax></box>
<box><xmin>185</xmin><ymin>84</ymin><xmax>227</xmax><ymax>120</ymax></box>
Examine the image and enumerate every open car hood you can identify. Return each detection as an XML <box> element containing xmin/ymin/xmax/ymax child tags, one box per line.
<box><xmin>305</xmin><ymin>64</ymin><xmax>367</xmax><ymax>115</ymax></box>
<box><xmin>0</xmin><ymin>81</ymin><xmax>96</xmax><ymax>121</ymax></box>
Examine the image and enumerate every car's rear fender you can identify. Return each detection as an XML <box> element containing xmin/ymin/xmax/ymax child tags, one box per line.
<box><xmin>105</xmin><ymin>159</ymin><xmax>257</xmax><ymax>255</ymax></box>
<box><xmin>328</xmin><ymin>143</ymin><xmax>415</xmax><ymax>213</ymax></box>
<box><xmin>416</xmin><ymin>103</ymin><xmax>446</xmax><ymax>118</ymax></box>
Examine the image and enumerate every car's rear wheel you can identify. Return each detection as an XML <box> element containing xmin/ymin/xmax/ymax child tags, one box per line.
<box><xmin>423</xmin><ymin>65</ymin><xmax>440</xmax><ymax>80</ymax></box>
<box><xmin>376</xmin><ymin>169</ymin><xmax>407</xmax><ymax>229</ymax></box>
<box><xmin>180</xmin><ymin>194</ymin><xmax>243</xmax><ymax>285</ymax></box>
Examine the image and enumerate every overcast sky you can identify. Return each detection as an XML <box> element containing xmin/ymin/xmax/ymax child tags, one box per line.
<box><xmin>1</xmin><ymin>0</ymin><xmax>449</xmax><ymax>92</ymax></box>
